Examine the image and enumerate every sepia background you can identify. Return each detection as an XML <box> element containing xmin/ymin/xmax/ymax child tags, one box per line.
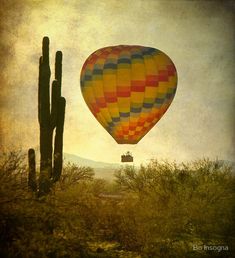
<box><xmin>0</xmin><ymin>0</ymin><xmax>234</xmax><ymax>165</ymax></box>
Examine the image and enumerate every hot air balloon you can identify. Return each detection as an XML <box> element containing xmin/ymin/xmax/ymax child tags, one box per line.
<box><xmin>80</xmin><ymin>45</ymin><xmax>177</xmax><ymax>145</ymax></box>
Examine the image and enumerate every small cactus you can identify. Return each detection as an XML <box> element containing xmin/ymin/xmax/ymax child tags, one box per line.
<box><xmin>28</xmin><ymin>148</ymin><xmax>37</xmax><ymax>192</ymax></box>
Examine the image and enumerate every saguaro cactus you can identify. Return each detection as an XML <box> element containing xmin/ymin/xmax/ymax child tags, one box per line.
<box><xmin>28</xmin><ymin>37</ymin><xmax>66</xmax><ymax>195</ymax></box>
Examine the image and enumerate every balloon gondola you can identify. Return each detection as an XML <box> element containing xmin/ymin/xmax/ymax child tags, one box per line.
<box><xmin>80</xmin><ymin>45</ymin><xmax>177</xmax><ymax>147</ymax></box>
<box><xmin>121</xmin><ymin>151</ymin><xmax>133</xmax><ymax>163</ymax></box>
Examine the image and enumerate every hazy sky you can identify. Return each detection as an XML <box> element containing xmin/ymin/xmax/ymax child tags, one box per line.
<box><xmin>0</xmin><ymin>0</ymin><xmax>234</xmax><ymax>165</ymax></box>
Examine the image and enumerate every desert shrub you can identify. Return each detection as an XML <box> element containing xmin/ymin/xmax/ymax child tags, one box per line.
<box><xmin>58</xmin><ymin>162</ymin><xmax>94</xmax><ymax>189</ymax></box>
<box><xmin>113</xmin><ymin>159</ymin><xmax>235</xmax><ymax>257</ymax></box>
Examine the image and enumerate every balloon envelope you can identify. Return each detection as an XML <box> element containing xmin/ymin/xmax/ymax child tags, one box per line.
<box><xmin>80</xmin><ymin>45</ymin><xmax>177</xmax><ymax>144</ymax></box>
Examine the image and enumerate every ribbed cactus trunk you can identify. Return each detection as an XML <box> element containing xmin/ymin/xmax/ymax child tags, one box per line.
<box><xmin>28</xmin><ymin>37</ymin><xmax>66</xmax><ymax>196</ymax></box>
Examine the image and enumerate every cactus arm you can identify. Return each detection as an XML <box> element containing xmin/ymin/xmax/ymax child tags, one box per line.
<box><xmin>53</xmin><ymin>97</ymin><xmax>66</xmax><ymax>182</ymax></box>
<box><xmin>51</xmin><ymin>80</ymin><xmax>59</xmax><ymax>129</ymax></box>
<box><xmin>28</xmin><ymin>148</ymin><xmax>37</xmax><ymax>192</ymax></box>
<box><xmin>55</xmin><ymin>51</ymin><xmax>62</xmax><ymax>96</ymax></box>
<box><xmin>38</xmin><ymin>57</ymin><xmax>42</xmax><ymax>124</ymax></box>
<box><xmin>52</xmin><ymin>49</ymin><xmax>64</xmax><ymax>182</ymax></box>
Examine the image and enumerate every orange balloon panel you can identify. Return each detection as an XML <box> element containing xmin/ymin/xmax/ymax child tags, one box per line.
<box><xmin>80</xmin><ymin>45</ymin><xmax>177</xmax><ymax>144</ymax></box>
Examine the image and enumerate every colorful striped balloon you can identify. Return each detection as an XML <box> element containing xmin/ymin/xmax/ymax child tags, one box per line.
<box><xmin>80</xmin><ymin>45</ymin><xmax>177</xmax><ymax>144</ymax></box>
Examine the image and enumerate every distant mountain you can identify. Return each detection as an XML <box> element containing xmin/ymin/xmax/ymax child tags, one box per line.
<box><xmin>64</xmin><ymin>153</ymin><xmax>121</xmax><ymax>180</ymax></box>
<box><xmin>64</xmin><ymin>153</ymin><xmax>120</xmax><ymax>169</ymax></box>
<box><xmin>218</xmin><ymin>160</ymin><xmax>235</xmax><ymax>172</ymax></box>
